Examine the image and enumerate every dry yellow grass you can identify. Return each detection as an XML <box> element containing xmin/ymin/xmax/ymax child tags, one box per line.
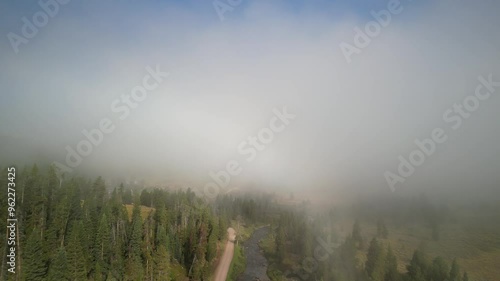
<box><xmin>124</xmin><ymin>204</ymin><xmax>155</xmax><ymax>221</ymax></box>
<box><xmin>353</xmin><ymin>219</ymin><xmax>500</xmax><ymax>281</ymax></box>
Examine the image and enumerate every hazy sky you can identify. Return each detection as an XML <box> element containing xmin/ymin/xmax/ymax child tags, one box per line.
<box><xmin>1</xmin><ymin>0</ymin><xmax>499</xmax><ymax>193</ymax></box>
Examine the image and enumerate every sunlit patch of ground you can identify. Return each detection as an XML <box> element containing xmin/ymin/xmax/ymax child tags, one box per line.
<box><xmin>124</xmin><ymin>204</ymin><xmax>155</xmax><ymax>221</ymax></box>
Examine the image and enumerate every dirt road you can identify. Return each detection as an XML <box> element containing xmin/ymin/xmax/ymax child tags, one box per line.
<box><xmin>213</xmin><ymin>227</ymin><xmax>236</xmax><ymax>281</ymax></box>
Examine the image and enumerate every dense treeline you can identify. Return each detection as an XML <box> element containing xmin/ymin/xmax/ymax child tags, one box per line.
<box><xmin>270</xmin><ymin>209</ymin><xmax>471</xmax><ymax>281</ymax></box>
<box><xmin>0</xmin><ymin>165</ymin><xmax>270</xmax><ymax>280</ymax></box>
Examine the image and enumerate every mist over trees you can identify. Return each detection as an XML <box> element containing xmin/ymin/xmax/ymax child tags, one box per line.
<box><xmin>1</xmin><ymin>163</ymin><xmax>496</xmax><ymax>280</ymax></box>
<box><xmin>0</xmin><ymin>164</ymin><xmax>272</xmax><ymax>280</ymax></box>
<box><xmin>266</xmin><ymin>210</ymin><xmax>472</xmax><ymax>281</ymax></box>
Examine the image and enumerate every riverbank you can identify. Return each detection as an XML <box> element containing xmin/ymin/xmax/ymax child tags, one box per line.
<box><xmin>237</xmin><ymin>226</ymin><xmax>271</xmax><ymax>281</ymax></box>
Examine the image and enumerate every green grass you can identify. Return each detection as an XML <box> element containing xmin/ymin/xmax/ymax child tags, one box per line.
<box><xmin>227</xmin><ymin>243</ymin><xmax>246</xmax><ymax>281</ymax></box>
<box><xmin>231</xmin><ymin>220</ymin><xmax>258</xmax><ymax>241</ymax></box>
<box><xmin>259</xmin><ymin>213</ymin><xmax>500</xmax><ymax>281</ymax></box>
<box><xmin>352</xmin><ymin>215</ymin><xmax>500</xmax><ymax>281</ymax></box>
<box><xmin>266</xmin><ymin>263</ymin><xmax>287</xmax><ymax>281</ymax></box>
<box><xmin>258</xmin><ymin>228</ymin><xmax>290</xmax><ymax>281</ymax></box>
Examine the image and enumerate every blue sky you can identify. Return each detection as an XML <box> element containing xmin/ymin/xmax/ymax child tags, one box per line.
<box><xmin>1</xmin><ymin>0</ymin><xmax>499</xmax><ymax>191</ymax></box>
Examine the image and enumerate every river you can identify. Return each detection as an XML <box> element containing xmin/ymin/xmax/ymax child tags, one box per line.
<box><xmin>237</xmin><ymin>226</ymin><xmax>271</xmax><ymax>281</ymax></box>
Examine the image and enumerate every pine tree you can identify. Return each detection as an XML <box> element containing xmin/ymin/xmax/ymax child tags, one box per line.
<box><xmin>190</xmin><ymin>216</ymin><xmax>209</xmax><ymax>280</ymax></box>
<box><xmin>407</xmin><ymin>249</ymin><xmax>429</xmax><ymax>281</ymax></box>
<box><xmin>82</xmin><ymin>197</ymin><xmax>98</xmax><ymax>276</ymax></box>
<box><xmin>153</xmin><ymin>244</ymin><xmax>170</xmax><ymax>280</ymax></box>
<box><xmin>449</xmin><ymin>258</ymin><xmax>460</xmax><ymax>281</ymax></box>
<box><xmin>45</xmin><ymin>165</ymin><xmax>59</xmax><ymax>226</ymax></box>
<box><xmin>48</xmin><ymin>247</ymin><xmax>69</xmax><ymax>281</ymax></box>
<box><xmin>206</xmin><ymin>221</ymin><xmax>219</xmax><ymax>262</ymax></box>
<box><xmin>275</xmin><ymin>223</ymin><xmax>286</xmax><ymax>263</ymax></box>
<box><xmin>66</xmin><ymin>221</ymin><xmax>87</xmax><ymax>280</ymax></box>
<box><xmin>339</xmin><ymin>236</ymin><xmax>360</xmax><ymax>281</ymax></box>
<box><xmin>123</xmin><ymin>187</ymin><xmax>133</xmax><ymax>205</ymax></box>
<box><xmin>218</xmin><ymin>215</ymin><xmax>227</xmax><ymax>241</ymax></box>
<box><xmin>300</xmin><ymin>221</ymin><xmax>313</xmax><ymax>257</ymax></box>
<box><xmin>431</xmin><ymin>257</ymin><xmax>449</xmax><ymax>281</ymax></box>
<box><xmin>23</xmin><ymin>229</ymin><xmax>48</xmax><ymax>281</ymax></box>
<box><xmin>126</xmin><ymin>200</ymin><xmax>144</xmax><ymax>280</ymax></box>
<box><xmin>24</xmin><ymin>165</ymin><xmax>45</xmax><ymax>235</ymax></box>
<box><xmin>45</xmin><ymin>188</ymin><xmax>70</xmax><ymax>251</ymax></box>
<box><xmin>366</xmin><ymin>238</ymin><xmax>385</xmax><ymax>281</ymax></box>
<box><xmin>143</xmin><ymin>211</ymin><xmax>155</xmax><ymax>280</ymax></box>
<box><xmin>110</xmin><ymin>232</ymin><xmax>125</xmax><ymax>280</ymax></box>
<box><xmin>352</xmin><ymin>220</ymin><xmax>363</xmax><ymax>249</ymax></box>
<box><xmin>384</xmin><ymin>244</ymin><xmax>400</xmax><ymax>281</ymax></box>
<box><xmin>377</xmin><ymin>219</ymin><xmax>389</xmax><ymax>239</ymax></box>
<box><xmin>94</xmin><ymin>212</ymin><xmax>112</xmax><ymax>280</ymax></box>
<box><xmin>92</xmin><ymin>176</ymin><xmax>107</xmax><ymax>211</ymax></box>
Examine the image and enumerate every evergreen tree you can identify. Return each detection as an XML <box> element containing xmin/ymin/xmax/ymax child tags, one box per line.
<box><xmin>430</xmin><ymin>257</ymin><xmax>449</xmax><ymax>281</ymax></box>
<box><xmin>126</xmin><ymin>200</ymin><xmax>144</xmax><ymax>280</ymax></box>
<box><xmin>153</xmin><ymin>244</ymin><xmax>170</xmax><ymax>281</ymax></box>
<box><xmin>66</xmin><ymin>221</ymin><xmax>87</xmax><ymax>280</ymax></box>
<box><xmin>365</xmin><ymin>238</ymin><xmax>385</xmax><ymax>281</ymax></box>
<box><xmin>407</xmin><ymin>249</ymin><xmax>429</xmax><ymax>281</ymax></box>
<box><xmin>377</xmin><ymin>219</ymin><xmax>389</xmax><ymax>239</ymax></box>
<box><xmin>92</xmin><ymin>176</ymin><xmax>107</xmax><ymax>211</ymax></box>
<box><xmin>384</xmin><ymin>244</ymin><xmax>400</xmax><ymax>281</ymax></box>
<box><xmin>48</xmin><ymin>247</ymin><xmax>69</xmax><ymax>281</ymax></box>
<box><xmin>191</xmin><ymin>215</ymin><xmax>209</xmax><ymax>280</ymax></box>
<box><xmin>206</xmin><ymin>218</ymin><xmax>219</xmax><ymax>261</ymax></box>
<box><xmin>23</xmin><ymin>229</ymin><xmax>48</xmax><ymax>281</ymax></box>
<box><xmin>300</xmin><ymin>221</ymin><xmax>313</xmax><ymax>257</ymax></box>
<box><xmin>449</xmin><ymin>258</ymin><xmax>460</xmax><ymax>281</ymax></box>
<box><xmin>339</xmin><ymin>236</ymin><xmax>361</xmax><ymax>281</ymax></box>
<box><xmin>275</xmin><ymin>223</ymin><xmax>286</xmax><ymax>263</ymax></box>
<box><xmin>24</xmin><ymin>165</ymin><xmax>45</xmax><ymax>236</ymax></box>
<box><xmin>352</xmin><ymin>220</ymin><xmax>364</xmax><ymax>249</ymax></box>
<box><xmin>110</xmin><ymin>232</ymin><xmax>125</xmax><ymax>280</ymax></box>
<box><xmin>45</xmin><ymin>187</ymin><xmax>70</xmax><ymax>250</ymax></box>
<box><xmin>45</xmin><ymin>165</ymin><xmax>59</xmax><ymax>226</ymax></box>
<box><xmin>218</xmin><ymin>215</ymin><xmax>227</xmax><ymax>241</ymax></box>
<box><xmin>143</xmin><ymin>211</ymin><xmax>155</xmax><ymax>280</ymax></box>
<box><xmin>94</xmin><ymin>212</ymin><xmax>112</xmax><ymax>280</ymax></box>
<box><xmin>123</xmin><ymin>187</ymin><xmax>133</xmax><ymax>205</ymax></box>
<box><xmin>82</xmin><ymin>197</ymin><xmax>98</xmax><ymax>276</ymax></box>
